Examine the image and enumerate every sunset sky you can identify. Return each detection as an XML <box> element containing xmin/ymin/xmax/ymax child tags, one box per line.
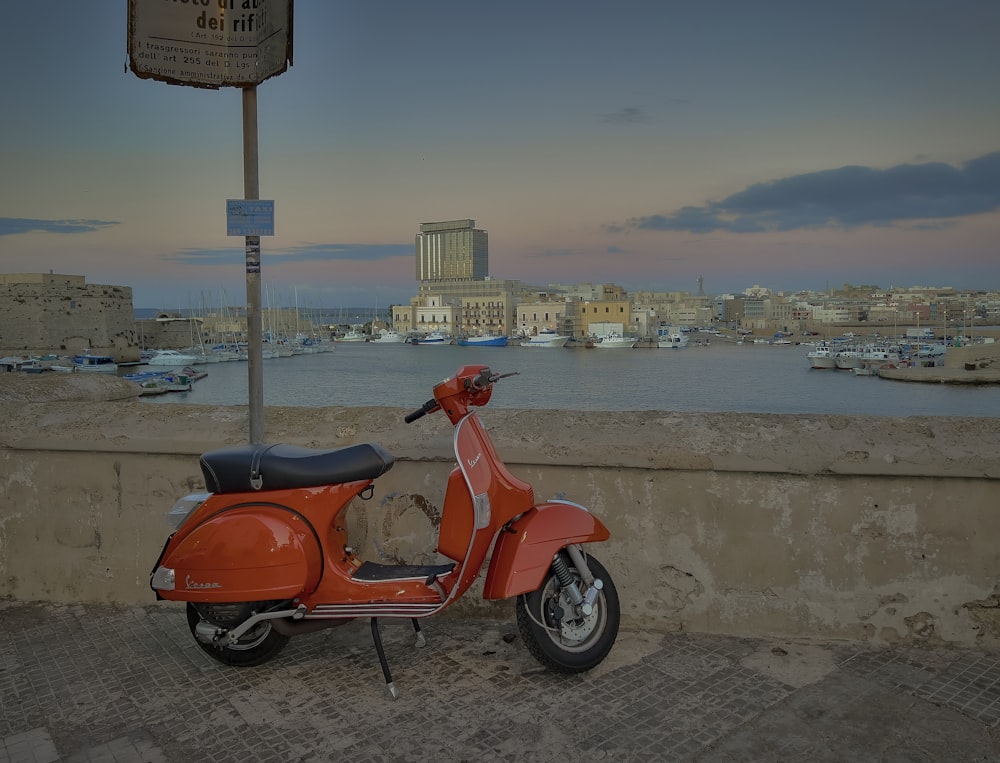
<box><xmin>2</xmin><ymin>1</ymin><xmax>998</xmax><ymax>309</ymax></box>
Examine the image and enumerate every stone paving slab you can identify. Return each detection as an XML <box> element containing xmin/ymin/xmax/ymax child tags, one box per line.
<box><xmin>1</xmin><ymin>602</ymin><xmax>998</xmax><ymax>762</ymax></box>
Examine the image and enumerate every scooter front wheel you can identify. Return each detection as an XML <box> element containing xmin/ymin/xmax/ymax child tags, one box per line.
<box><xmin>516</xmin><ymin>552</ymin><xmax>620</xmax><ymax>673</ymax></box>
<box><xmin>186</xmin><ymin>602</ymin><xmax>290</xmax><ymax>667</ymax></box>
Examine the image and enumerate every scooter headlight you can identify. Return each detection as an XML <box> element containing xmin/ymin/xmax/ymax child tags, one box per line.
<box><xmin>166</xmin><ymin>492</ymin><xmax>211</xmax><ymax>530</ymax></box>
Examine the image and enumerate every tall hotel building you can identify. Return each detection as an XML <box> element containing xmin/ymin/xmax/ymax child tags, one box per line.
<box><xmin>415</xmin><ymin>219</ymin><xmax>488</xmax><ymax>283</ymax></box>
<box><xmin>396</xmin><ymin>218</ymin><xmax>518</xmax><ymax>338</ymax></box>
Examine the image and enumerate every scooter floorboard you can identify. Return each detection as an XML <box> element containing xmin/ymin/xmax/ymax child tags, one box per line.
<box><xmin>352</xmin><ymin>561</ymin><xmax>455</xmax><ymax>583</ymax></box>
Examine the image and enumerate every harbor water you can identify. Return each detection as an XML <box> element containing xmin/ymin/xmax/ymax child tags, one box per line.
<box><xmin>141</xmin><ymin>341</ymin><xmax>998</xmax><ymax>417</ymax></box>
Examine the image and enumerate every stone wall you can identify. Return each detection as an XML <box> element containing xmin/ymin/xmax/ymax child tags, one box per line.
<box><xmin>0</xmin><ymin>273</ymin><xmax>138</xmax><ymax>359</ymax></box>
<box><xmin>1</xmin><ymin>374</ymin><xmax>997</xmax><ymax>647</ymax></box>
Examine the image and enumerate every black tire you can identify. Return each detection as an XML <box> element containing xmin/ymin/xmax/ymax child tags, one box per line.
<box><xmin>516</xmin><ymin>552</ymin><xmax>620</xmax><ymax>673</ymax></box>
<box><xmin>186</xmin><ymin>602</ymin><xmax>290</xmax><ymax>667</ymax></box>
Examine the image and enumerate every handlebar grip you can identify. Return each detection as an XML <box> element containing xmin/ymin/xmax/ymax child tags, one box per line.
<box><xmin>404</xmin><ymin>399</ymin><xmax>437</xmax><ymax>424</ymax></box>
<box><xmin>470</xmin><ymin>369</ymin><xmax>493</xmax><ymax>390</ymax></box>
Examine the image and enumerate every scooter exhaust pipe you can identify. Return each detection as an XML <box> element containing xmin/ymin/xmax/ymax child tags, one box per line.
<box><xmin>195</xmin><ymin>615</ymin><xmax>349</xmax><ymax>644</ymax></box>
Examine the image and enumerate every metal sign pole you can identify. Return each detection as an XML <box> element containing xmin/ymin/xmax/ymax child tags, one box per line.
<box><xmin>127</xmin><ymin>0</ymin><xmax>292</xmax><ymax>445</ymax></box>
<box><xmin>243</xmin><ymin>86</ymin><xmax>265</xmax><ymax>444</ymax></box>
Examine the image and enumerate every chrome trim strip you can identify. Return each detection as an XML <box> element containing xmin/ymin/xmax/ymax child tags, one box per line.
<box><xmin>304</xmin><ymin>603</ymin><xmax>440</xmax><ymax>619</ymax></box>
<box><xmin>545</xmin><ymin>498</ymin><xmax>591</xmax><ymax>513</ymax></box>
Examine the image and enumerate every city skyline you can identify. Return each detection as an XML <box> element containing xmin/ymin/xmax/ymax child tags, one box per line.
<box><xmin>2</xmin><ymin>2</ymin><xmax>999</xmax><ymax>309</ymax></box>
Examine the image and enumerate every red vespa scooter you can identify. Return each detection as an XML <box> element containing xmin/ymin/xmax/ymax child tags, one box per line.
<box><xmin>150</xmin><ymin>365</ymin><xmax>619</xmax><ymax>696</ymax></box>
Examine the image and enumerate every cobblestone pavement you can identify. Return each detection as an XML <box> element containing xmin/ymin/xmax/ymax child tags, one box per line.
<box><xmin>1</xmin><ymin>601</ymin><xmax>999</xmax><ymax>762</ymax></box>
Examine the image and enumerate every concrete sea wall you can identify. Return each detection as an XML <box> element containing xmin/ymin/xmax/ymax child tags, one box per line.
<box><xmin>1</xmin><ymin>375</ymin><xmax>998</xmax><ymax>647</ymax></box>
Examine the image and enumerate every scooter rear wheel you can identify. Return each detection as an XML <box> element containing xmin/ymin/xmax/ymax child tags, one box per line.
<box><xmin>516</xmin><ymin>552</ymin><xmax>620</xmax><ymax>673</ymax></box>
<box><xmin>186</xmin><ymin>602</ymin><xmax>290</xmax><ymax>667</ymax></box>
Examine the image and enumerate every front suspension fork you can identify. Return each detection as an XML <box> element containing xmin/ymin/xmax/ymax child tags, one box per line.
<box><xmin>551</xmin><ymin>545</ymin><xmax>604</xmax><ymax>616</ymax></box>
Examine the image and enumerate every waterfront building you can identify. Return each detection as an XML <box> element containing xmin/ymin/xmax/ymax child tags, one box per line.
<box><xmin>631</xmin><ymin>290</ymin><xmax>715</xmax><ymax>330</ymax></box>
<box><xmin>408</xmin><ymin>292</ymin><xmax>463</xmax><ymax>337</ymax></box>
<box><xmin>575</xmin><ymin>286</ymin><xmax>636</xmax><ymax>338</ymax></box>
<box><xmin>516</xmin><ymin>298</ymin><xmax>578</xmax><ymax>338</ymax></box>
<box><xmin>396</xmin><ymin>279</ymin><xmax>521</xmax><ymax>338</ymax></box>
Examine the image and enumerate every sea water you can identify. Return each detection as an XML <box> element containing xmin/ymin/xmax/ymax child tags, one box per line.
<box><xmin>141</xmin><ymin>341</ymin><xmax>998</xmax><ymax>417</ymax></box>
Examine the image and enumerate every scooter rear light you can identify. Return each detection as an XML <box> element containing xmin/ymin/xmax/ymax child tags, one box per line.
<box><xmin>166</xmin><ymin>492</ymin><xmax>212</xmax><ymax>530</ymax></box>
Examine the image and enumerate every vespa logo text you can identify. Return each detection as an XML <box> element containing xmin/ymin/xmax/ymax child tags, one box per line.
<box><xmin>185</xmin><ymin>575</ymin><xmax>222</xmax><ymax>590</ymax></box>
<box><xmin>466</xmin><ymin>452</ymin><xmax>482</xmax><ymax>469</ymax></box>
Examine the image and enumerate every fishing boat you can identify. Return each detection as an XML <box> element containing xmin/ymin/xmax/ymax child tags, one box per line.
<box><xmin>521</xmin><ymin>329</ymin><xmax>570</xmax><ymax>348</ymax></box>
<box><xmin>657</xmin><ymin>330</ymin><xmax>689</xmax><ymax>349</ymax></box>
<box><xmin>337</xmin><ymin>328</ymin><xmax>367</xmax><ymax>342</ymax></box>
<box><xmin>806</xmin><ymin>343</ymin><xmax>837</xmax><ymax>369</ymax></box>
<box><xmin>372</xmin><ymin>329</ymin><xmax>407</xmax><ymax>343</ymax></box>
<box><xmin>456</xmin><ymin>335</ymin><xmax>508</xmax><ymax>347</ymax></box>
<box><xmin>73</xmin><ymin>354</ymin><xmax>118</xmax><ymax>373</ymax></box>
<box><xmin>411</xmin><ymin>332</ymin><xmax>452</xmax><ymax>345</ymax></box>
<box><xmin>594</xmin><ymin>331</ymin><xmax>636</xmax><ymax>349</ymax></box>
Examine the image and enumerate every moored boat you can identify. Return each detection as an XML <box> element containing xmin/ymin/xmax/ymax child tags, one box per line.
<box><xmin>807</xmin><ymin>344</ymin><xmax>837</xmax><ymax>369</ymax></box>
<box><xmin>859</xmin><ymin>346</ymin><xmax>903</xmax><ymax>370</ymax></box>
<box><xmin>372</xmin><ymin>329</ymin><xmax>407</xmax><ymax>343</ymax></box>
<box><xmin>456</xmin><ymin>335</ymin><xmax>508</xmax><ymax>347</ymax></box>
<box><xmin>834</xmin><ymin>348</ymin><xmax>864</xmax><ymax>370</ymax></box>
<box><xmin>412</xmin><ymin>332</ymin><xmax>452</xmax><ymax>345</ymax></box>
<box><xmin>147</xmin><ymin>350</ymin><xmax>200</xmax><ymax>366</ymax></box>
<box><xmin>337</xmin><ymin>329</ymin><xmax>367</xmax><ymax>342</ymax></box>
<box><xmin>594</xmin><ymin>331</ymin><xmax>636</xmax><ymax>349</ymax></box>
<box><xmin>521</xmin><ymin>329</ymin><xmax>569</xmax><ymax>348</ymax></box>
<box><xmin>124</xmin><ymin>369</ymin><xmax>199</xmax><ymax>392</ymax></box>
<box><xmin>658</xmin><ymin>330</ymin><xmax>689</xmax><ymax>349</ymax></box>
<box><xmin>73</xmin><ymin>353</ymin><xmax>118</xmax><ymax>373</ymax></box>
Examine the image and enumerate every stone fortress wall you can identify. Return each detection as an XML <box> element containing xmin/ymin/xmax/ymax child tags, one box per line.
<box><xmin>0</xmin><ymin>273</ymin><xmax>138</xmax><ymax>359</ymax></box>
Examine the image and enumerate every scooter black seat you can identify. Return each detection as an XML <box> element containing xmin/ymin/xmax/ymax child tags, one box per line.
<box><xmin>200</xmin><ymin>442</ymin><xmax>395</xmax><ymax>494</ymax></box>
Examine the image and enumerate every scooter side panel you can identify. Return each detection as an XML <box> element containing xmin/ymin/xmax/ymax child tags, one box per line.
<box><xmin>481</xmin><ymin>502</ymin><xmax>610</xmax><ymax>600</ymax></box>
<box><xmin>158</xmin><ymin>505</ymin><xmax>323</xmax><ymax>603</ymax></box>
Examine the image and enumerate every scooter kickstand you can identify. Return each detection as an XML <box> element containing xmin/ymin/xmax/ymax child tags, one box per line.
<box><xmin>412</xmin><ymin>618</ymin><xmax>426</xmax><ymax>648</ymax></box>
<box><xmin>370</xmin><ymin>618</ymin><xmax>399</xmax><ymax>700</ymax></box>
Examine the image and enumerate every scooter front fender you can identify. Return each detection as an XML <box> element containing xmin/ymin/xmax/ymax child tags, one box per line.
<box><xmin>154</xmin><ymin>503</ymin><xmax>323</xmax><ymax>603</ymax></box>
<box><xmin>482</xmin><ymin>501</ymin><xmax>610</xmax><ymax>600</ymax></box>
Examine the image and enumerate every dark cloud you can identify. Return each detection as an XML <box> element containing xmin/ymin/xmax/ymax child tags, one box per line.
<box><xmin>530</xmin><ymin>248</ymin><xmax>578</xmax><ymax>258</ymax></box>
<box><xmin>0</xmin><ymin>218</ymin><xmax>119</xmax><ymax>235</ymax></box>
<box><xmin>607</xmin><ymin>151</ymin><xmax>1000</xmax><ymax>233</ymax></box>
<box><xmin>602</xmin><ymin>106</ymin><xmax>649</xmax><ymax>124</ymax></box>
<box><xmin>164</xmin><ymin>243</ymin><xmax>412</xmax><ymax>265</ymax></box>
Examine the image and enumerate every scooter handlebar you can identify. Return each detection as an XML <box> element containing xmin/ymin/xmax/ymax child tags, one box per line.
<box><xmin>471</xmin><ymin>369</ymin><xmax>519</xmax><ymax>390</ymax></box>
<box><xmin>405</xmin><ymin>370</ymin><xmax>519</xmax><ymax>423</ymax></box>
<box><xmin>404</xmin><ymin>398</ymin><xmax>438</xmax><ymax>423</ymax></box>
